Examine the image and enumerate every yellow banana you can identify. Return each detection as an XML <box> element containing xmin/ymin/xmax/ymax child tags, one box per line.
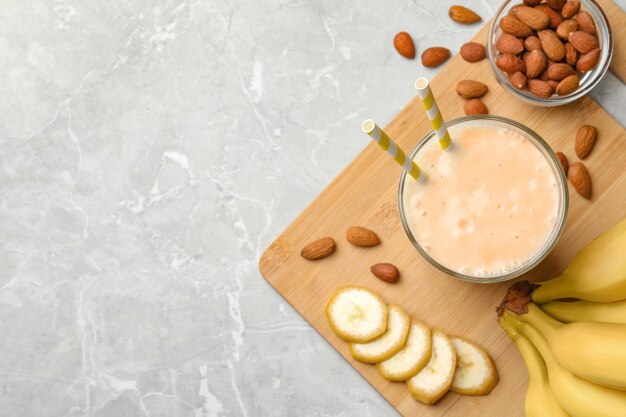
<box><xmin>501</xmin><ymin>312</ymin><xmax>626</xmax><ymax>417</ymax></box>
<box><xmin>499</xmin><ymin>317</ymin><xmax>570</xmax><ymax>417</ymax></box>
<box><xmin>541</xmin><ymin>299</ymin><xmax>626</xmax><ymax>324</ymax></box>
<box><xmin>532</xmin><ymin>217</ymin><xmax>626</xmax><ymax>304</ymax></box>
<box><xmin>519</xmin><ymin>304</ymin><xmax>626</xmax><ymax>390</ymax></box>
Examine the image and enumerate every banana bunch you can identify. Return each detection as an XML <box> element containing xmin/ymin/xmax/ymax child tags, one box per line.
<box><xmin>498</xmin><ymin>217</ymin><xmax>626</xmax><ymax>417</ymax></box>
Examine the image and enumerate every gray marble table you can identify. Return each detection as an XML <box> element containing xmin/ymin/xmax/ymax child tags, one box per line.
<box><xmin>1</xmin><ymin>1</ymin><xmax>624</xmax><ymax>416</ymax></box>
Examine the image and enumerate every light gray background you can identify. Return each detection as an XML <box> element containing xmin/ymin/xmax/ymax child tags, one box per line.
<box><xmin>1</xmin><ymin>1</ymin><xmax>624</xmax><ymax>416</ymax></box>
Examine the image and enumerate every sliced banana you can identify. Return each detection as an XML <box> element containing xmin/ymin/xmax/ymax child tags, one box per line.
<box><xmin>326</xmin><ymin>286</ymin><xmax>388</xmax><ymax>343</ymax></box>
<box><xmin>349</xmin><ymin>304</ymin><xmax>410</xmax><ymax>363</ymax></box>
<box><xmin>407</xmin><ymin>329</ymin><xmax>456</xmax><ymax>405</ymax></box>
<box><xmin>377</xmin><ymin>319</ymin><xmax>431</xmax><ymax>381</ymax></box>
<box><xmin>450</xmin><ymin>336</ymin><xmax>499</xmax><ymax>395</ymax></box>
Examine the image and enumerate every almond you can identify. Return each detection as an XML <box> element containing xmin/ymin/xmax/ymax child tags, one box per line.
<box><xmin>575</xmin><ymin>125</ymin><xmax>597</xmax><ymax>159</ymax></box>
<box><xmin>538</xmin><ymin>29</ymin><xmax>566</xmax><ymax>61</ymax></box>
<box><xmin>346</xmin><ymin>226</ymin><xmax>380</xmax><ymax>247</ymax></box>
<box><xmin>449</xmin><ymin>5</ymin><xmax>482</xmax><ymax>24</ymax></box>
<box><xmin>509</xmin><ymin>71</ymin><xmax>528</xmax><ymax>89</ymax></box>
<box><xmin>547</xmin><ymin>79</ymin><xmax>560</xmax><ymax>90</ymax></box>
<box><xmin>456</xmin><ymin>80</ymin><xmax>488</xmax><ymax>99</ymax></box>
<box><xmin>556</xmin><ymin>151</ymin><xmax>569</xmax><ymax>175</ymax></box>
<box><xmin>556</xmin><ymin>74</ymin><xmax>579</xmax><ymax>95</ymax></box>
<box><xmin>568</xmin><ymin>162</ymin><xmax>591</xmax><ymax>198</ymax></box>
<box><xmin>540</xmin><ymin>67</ymin><xmax>551</xmax><ymax>81</ymax></box>
<box><xmin>526</xmin><ymin>50</ymin><xmax>548</xmax><ymax>78</ymax></box>
<box><xmin>561</xmin><ymin>0</ymin><xmax>580</xmax><ymax>18</ymax></box>
<box><xmin>556</xmin><ymin>19</ymin><xmax>579</xmax><ymax>40</ymax></box>
<box><xmin>301</xmin><ymin>237</ymin><xmax>336</xmax><ymax>260</ymax></box>
<box><xmin>576</xmin><ymin>48</ymin><xmax>601</xmax><ymax>72</ymax></box>
<box><xmin>421</xmin><ymin>47</ymin><xmax>451</xmax><ymax>67</ymax></box>
<box><xmin>569</xmin><ymin>31</ymin><xmax>599</xmax><ymax>54</ymax></box>
<box><xmin>545</xmin><ymin>0</ymin><xmax>566</xmax><ymax>11</ymax></box>
<box><xmin>496</xmin><ymin>53</ymin><xmax>526</xmax><ymax>73</ymax></box>
<box><xmin>464</xmin><ymin>99</ymin><xmax>488</xmax><ymax>115</ymax></box>
<box><xmin>576</xmin><ymin>11</ymin><xmax>597</xmax><ymax>36</ymax></box>
<box><xmin>548</xmin><ymin>63</ymin><xmax>577</xmax><ymax>80</ymax></box>
<box><xmin>535</xmin><ymin>4</ymin><xmax>564</xmax><ymax>28</ymax></box>
<box><xmin>524</xmin><ymin>35</ymin><xmax>542</xmax><ymax>51</ymax></box>
<box><xmin>565</xmin><ymin>42</ymin><xmax>578</xmax><ymax>66</ymax></box>
<box><xmin>496</xmin><ymin>33</ymin><xmax>524</xmax><ymax>54</ymax></box>
<box><xmin>500</xmin><ymin>15</ymin><xmax>534</xmax><ymax>37</ymax></box>
<box><xmin>524</xmin><ymin>0</ymin><xmax>543</xmax><ymax>5</ymax></box>
<box><xmin>393</xmin><ymin>32</ymin><xmax>415</xmax><ymax>59</ymax></box>
<box><xmin>370</xmin><ymin>263</ymin><xmax>400</xmax><ymax>284</ymax></box>
<box><xmin>514</xmin><ymin>6</ymin><xmax>550</xmax><ymax>30</ymax></box>
<box><xmin>460</xmin><ymin>42</ymin><xmax>486</xmax><ymax>62</ymax></box>
<box><xmin>528</xmin><ymin>79</ymin><xmax>555</xmax><ymax>98</ymax></box>
<box><xmin>509</xmin><ymin>4</ymin><xmax>526</xmax><ymax>16</ymax></box>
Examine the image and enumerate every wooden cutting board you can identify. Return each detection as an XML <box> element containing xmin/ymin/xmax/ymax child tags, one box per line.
<box><xmin>259</xmin><ymin>3</ymin><xmax>626</xmax><ymax>416</ymax></box>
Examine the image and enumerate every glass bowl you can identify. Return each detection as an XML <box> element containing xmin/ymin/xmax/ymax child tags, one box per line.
<box><xmin>487</xmin><ymin>0</ymin><xmax>613</xmax><ymax>106</ymax></box>
<box><xmin>398</xmin><ymin>116</ymin><xmax>569</xmax><ymax>284</ymax></box>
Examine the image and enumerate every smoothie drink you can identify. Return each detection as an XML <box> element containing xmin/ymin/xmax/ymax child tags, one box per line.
<box><xmin>401</xmin><ymin>118</ymin><xmax>566</xmax><ymax>280</ymax></box>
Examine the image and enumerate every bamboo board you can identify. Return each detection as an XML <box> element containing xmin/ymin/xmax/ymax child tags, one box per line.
<box><xmin>259</xmin><ymin>4</ymin><xmax>626</xmax><ymax>416</ymax></box>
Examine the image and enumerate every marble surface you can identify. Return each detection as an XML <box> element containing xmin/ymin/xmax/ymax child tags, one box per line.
<box><xmin>0</xmin><ymin>0</ymin><xmax>624</xmax><ymax>416</ymax></box>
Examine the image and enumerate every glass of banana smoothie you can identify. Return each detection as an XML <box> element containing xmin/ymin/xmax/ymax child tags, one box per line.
<box><xmin>398</xmin><ymin>116</ymin><xmax>568</xmax><ymax>283</ymax></box>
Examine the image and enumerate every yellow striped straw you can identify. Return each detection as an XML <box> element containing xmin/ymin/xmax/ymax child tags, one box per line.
<box><xmin>361</xmin><ymin>119</ymin><xmax>422</xmax><ymax>181</ymax></box>
<box><xmin>414</xmin><ymin>77</ymin><xmax>451</xmax><ymax>150</ymax></box>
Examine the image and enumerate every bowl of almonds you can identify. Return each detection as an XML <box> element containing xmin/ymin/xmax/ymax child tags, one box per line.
<box><xmin>488</xmin><ymin>0</ymin><xmax>612</xmax><ymax>105</ymax></box>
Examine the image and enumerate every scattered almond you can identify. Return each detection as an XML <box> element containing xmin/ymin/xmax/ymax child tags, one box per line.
<box><xmin>460</xmin><ymin>42</ymin><xmax>486</xmax><ymax>62</ymax></box>
<box><xmin>496</xmin><ymin>53</ymin><xmax>526</xmax><ymax>73</ymax></box>
<box><xmin>568</xmin><ymin>162</ymin><xmax>591</xmax><ymax>198</ymax></box>
<box><xmin>526</xmin><ymin>50</ymin><xmax>548</xmax><ymax>78</ymax></box>
<box><xmin>556</xmin><ymin>19</ymin><xmax>579</xmax><ymax>40</ymax></box>
<box><xmin>496</xmin><ymin>33</ymin><xmax>524</xmax><ymax>54</ymax></box>
<box><xmin>576</xmin><ymin>48</ymin><xmax>601</xmax><ymax>72</ymax></box>
<box><xmin>568</xmin><ymin>31</ymin><xmax>599</xmax><ymax>54</ymax></box>
<box><xmin>346</xmin><ymin>226</ymin><xmax>380</xmax><ymax>247</ymax></box>
<box><xmin>456</xmin><ymin>80</ymin><xmax>488</xmax><ymax>99</ymax></box>
<box><xmin>545</xmin><ymin>0</ymin><xmax>566</xmax><ymax>11</ymax></box>
<box><xmin>556</xmin><ymin>74</ymin><xmax>579</xmax><ymax>95</ymax></box>
<box><xmin>514</xmin><ymin>6</ymin><xmax>550</xmax><ymax>30</ymax></box>
<box><xmin>575</xmin><ymin>125</ymin><xmax>597</xmax><ymax>159</ymax></box>
<box><xmin>528</xmin><ymin>79</ymin><xmax>554</xmax><ymax>98</ymax></box>
<box><xmin>301</xmin><ymin>237</ymin><xmax>336</xmax><ymax>260</ymax></box>
<box><xmin>449</xmin><ymin>5</ymin><xmax>482</xmax><ymax>24</ymax></box>
<box><xmin>548</xmin><ymin>63</ymin><xmax>577</xmax><ymax>80</ymax></box>
<box><xmin>538</xmin><ymin>29</ymin><xmax>565</xmax><ymax>61</ymax></box>
<box><xmin>393</xmin><ymin>32</ymin><xmax>415</xmax><ymax>59</ymax></box>
<box><xmin>370</xmin><ymin>263</ymin><xmax>400</xmax><ymax>284</ymax></box>
<box><xmin>421</xmin><ymin>47</ymin><xmax>451</xmax><ymax>67</ymax></box>
<box><xmin>561</xmin><ymin>0</ymin><xmax>581</xmax><ymax>19</ymax></box>
<box><xmin>576</xmin><ymin>11</ymin><xmax>597</xmax><ymax>36</ymax></box>
<box><xmin>565</xmin><ymin>42</ymin><xmax>578</xmax><ymax>66</ymax></box>
<box><xmin>464</xmin><ymin>99</ymin><xmax>488</xmax><ymax>115</ymax></box>
<box><xmin>509</xmin><ymin>71</ymin><xmax>528</xmax><ymax>89</ymax></box>
<box><xmin>535</xmin><ymin>4</ymin><xmax>563</xmax><ymax>29</ymax></box>
<box><xmin>556</xmin><ymin>152</ymin><xmax>569</xmax><ymax>174</ymax></box>
<box><xmin>500</xmin><ymin>15</ymin><xmax>533</xmax><ymax>37</ymax></box>
<box><xmin>524</xmin><ymin>36</ymin><xmax>542</xmax><ymax>51</ymax></box>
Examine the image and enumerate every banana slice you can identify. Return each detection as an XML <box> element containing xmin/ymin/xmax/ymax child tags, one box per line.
<box><xmin>407</xmin><ymin>329</ymin><xmax>456</xmax><ymax>405</ymax></box>
<box><xmin>450</xmin><ymin>336</ymin><xmax>499</xmax><ymax>395</ymax></box>
<box><xmin>377</xmin><ymin>319</ymin><xmax>431</xmax><ymax>381</ymax></box>
<box><xmin>326</xmin><ymin>286</ymin><xmax>388</xmax><ymax>343</ymax></box>
<box><xmin>349</xmin><ymin>304</ymin><xmax>410</xmax><ymax>363</ymax></box>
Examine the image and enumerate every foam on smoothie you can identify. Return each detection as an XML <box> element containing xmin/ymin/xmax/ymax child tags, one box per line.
<box><xmin>403</xmin><ymin>122</ymin><xmax>560</xmax><ymax>278</ymax></box>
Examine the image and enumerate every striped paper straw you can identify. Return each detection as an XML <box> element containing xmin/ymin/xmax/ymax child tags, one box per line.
<box><xmin>414</xmin><ymin>77</ymin><xmax>451</xmax><ymax>150</ymax></box>
<box><xmin>361</xmin><ymin>119</ymin><xmax>422</xmax><ymax>181</ymax></box>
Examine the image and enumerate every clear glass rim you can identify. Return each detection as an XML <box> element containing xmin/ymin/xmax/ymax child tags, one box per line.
<box><xmin>397</xmin><ymin>115</ymin><xmax>569</xmax><ymax>284</ymax></box>
<box><xmin>487</xmin><ymin>0</ymin><xmax>614</xmax><ymax>107</ymax></box>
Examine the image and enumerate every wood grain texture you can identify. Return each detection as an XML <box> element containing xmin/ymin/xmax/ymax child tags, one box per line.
<box><xmin>597</xmin><ymin>0</ymin><xmax>626</xmax><ymax>82</ymax></box>
<box><xmin>259</xmin><ymin>12</ymin><xmax>626</xmax><ymax>417</ymax></box>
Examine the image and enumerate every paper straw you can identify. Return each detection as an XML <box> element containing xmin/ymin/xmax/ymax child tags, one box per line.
<box><xmin>414</xmin><ymin>77</ymin><xmax>451</xmax><ymax>150</ymax></box>
<box><xmin>361</xmin><ymin>119</ymin><xmax>422</xmax><ymax>181</ymax></box>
